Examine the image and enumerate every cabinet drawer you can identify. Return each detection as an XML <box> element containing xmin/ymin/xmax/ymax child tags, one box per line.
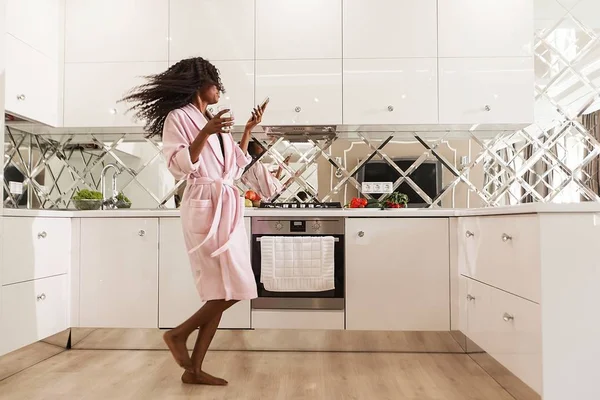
<box><xmin>458</xmin><ymin>215</ymin><xmax>541</xmax><ymax>303</ymax></box>
<box><xmin>255</xmin><ymin>59</ymin><xmax>342</xmax><ymax>126</ymax></box>
<box><xmin>2</xmin><ymin>217</ymin><xmax>71</xmax><ymax>285</ymax></box>
<box><xmin>0</xmin><ymin>275</ymin><xmax>68</xmax><ymax>354</ymax></box>
<box><xmin>5</xmin><ymin>34</ymin><xmax>59</xmax><ymax>126</ymax></box>
<box><xmin>465</xmin><ymin>278</ymin><xmax>541</xmax><ymax>394</ymax></box>
<box><xmin>438</xmin><ymin>57</ymin><xmax>534</xmax><ymax>125</ymax></box>
<box><xmin>343</xmin><ymin>58</ymin><xmax>438</xmax><ymax>125</ymax></box>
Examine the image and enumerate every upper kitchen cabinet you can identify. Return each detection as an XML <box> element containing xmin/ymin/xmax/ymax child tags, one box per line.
<box><xmin>169</xmin><ymin>0</ymin><xmax>254</xmax><ymax>62</ymax></box>
<box><xmin>5</xmin><ymin>35</ymin><xmax>60</xmax><ymax>126</ymax></box>
<box><xmin>256</xmin><ymin>0</ymin><xmax>342</xmax><ymax>60</ymax></box>
<box><xmin>343</xmin><ymin>58</ymin><xmax>438</xmax><ymax>125</ymax></box>
<box><xmin>438</xmin><ymin>0</ymin><xmax>534</xmax><ymax>58</ymax></box>
<box><xmin>438</xmin><ymin>58</ymin><xmax>534</xmax><ymax>125</ymax></box>
<box><xmin>255</xmin><ymin>59</ymin><xmax>342</xmax><ymax>125</ymax></box>
<box><xmin>6</xmin><ymin>0</ymin><xmax>61</xmax><ymax>59</ymax></box>
<box><xmin>343</xmin><ymin>0</ymin><xmax>437</xmax><ymax>59</ymax></box>
<box><xmin>65</xmin><ymin>0</ymin><xmax>169</xmax><ymax>62</ymax></box>
<box><xmin>63</xmin><ymin>62</ymin><xmax>168</xmax><ymax>127</ymax></box>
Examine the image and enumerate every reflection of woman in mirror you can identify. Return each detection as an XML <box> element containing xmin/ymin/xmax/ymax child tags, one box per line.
<box><xmin>241</xmin><ymin>140</ymin><xmax>290</xmax><ymax>199</ymax></box>
<box><xmin>122</xmin><ymin>57</ymin><xmax>264</xmax><ymax>386</ymax></box>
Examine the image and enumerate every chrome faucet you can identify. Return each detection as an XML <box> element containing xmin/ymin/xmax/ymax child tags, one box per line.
<box><xmin>100</xmin><ymin>163</ymin><xmax>121</xmax><ymax>210</ymax></box>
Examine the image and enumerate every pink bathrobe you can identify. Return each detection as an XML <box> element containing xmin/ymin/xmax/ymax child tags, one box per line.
<box><xmin>241</xmin><ymin>161</ymin><xmax>284</xmax><ymax>200</ymax></box>
<box><xmin>162</xmin><ymin>103</ymin><xmax>258</xmax><ymax>301</ymax></box>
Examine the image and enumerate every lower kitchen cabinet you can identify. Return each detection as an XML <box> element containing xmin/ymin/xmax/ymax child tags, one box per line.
<box><xmin>79</xmin><ymin>218</ymin><xmax>159</xmax><ymax>328</ymax></box>
<box><xmin>345</xmin><ymin>218</ymin><xmax>450</xmax><ymax>331</ymax></box>
<box><xmin>158</xmin><ymin>217</ymin><xmax>251</xmax><ymax>329</ymax></box>
<box><xmin>461</xmin><ymin>276</ymin><xmax>542</xmax><ymax>393</ymax></box>
<box><xmin>2</xmin><ymin>217</ymin><xmax>71</xmax><ymax>285</ymax></box>
<box><xmin>0</xmin><ymin>274</ymin><xmax>68</xmax><ymax>355</ymax></box>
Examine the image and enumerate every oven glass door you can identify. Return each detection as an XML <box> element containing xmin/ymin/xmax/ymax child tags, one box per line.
<box><xmin>251</xmin><ymin>234</ymin><xmax>345</xmax><ymax>300</ymax></box>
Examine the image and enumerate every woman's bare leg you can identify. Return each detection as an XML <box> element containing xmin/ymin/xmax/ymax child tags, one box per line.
<box><xmin>163</xmin><ymin>300</ymin><xmax>234</xmax><ymax>370</ymax></box>
<box><xmin>182</xmin><ymin>300</ymin><xmax>238</xmax><ymax>385</ymax></box>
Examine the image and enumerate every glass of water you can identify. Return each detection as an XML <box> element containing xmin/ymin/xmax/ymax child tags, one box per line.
<box><xmin>217</xmin><ymin>105</ymin><xmax>234</xmax><ymax>133</ymax></box>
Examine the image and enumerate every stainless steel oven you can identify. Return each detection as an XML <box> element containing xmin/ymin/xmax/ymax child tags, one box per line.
<box><xmin>251</xmin><ymin>216</ymin><xmax>345</xmax><ymax>310</ymax></box>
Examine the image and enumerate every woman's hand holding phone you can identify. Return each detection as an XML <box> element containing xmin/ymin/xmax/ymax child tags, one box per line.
<box><xmin>245</xmin><ymin>98</ymin><xmax>269</xmax><ymax>131</ymax></box>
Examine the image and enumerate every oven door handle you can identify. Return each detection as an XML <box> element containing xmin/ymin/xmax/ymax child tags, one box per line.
<box><xmin>256</xmin><ymin>237</ymin><xmax>340</xmax><ymax>242</ymax></box>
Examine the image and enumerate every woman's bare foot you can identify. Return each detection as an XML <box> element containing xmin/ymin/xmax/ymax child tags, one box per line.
<box><xmin>163</xmin><ymin>330</ymin><xmax>192</xmax><ymax>370</ymax></box>
<box><xmin>181</xmin><ymin>370</ymin><xmax>228</xmax><ymax>386</ymax></box>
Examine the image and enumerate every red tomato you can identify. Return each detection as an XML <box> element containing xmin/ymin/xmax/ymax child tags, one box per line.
<box><xmin>245</xmin><ymin>190</ymin><xmax>260</xmax><ymax>201</ymax></box>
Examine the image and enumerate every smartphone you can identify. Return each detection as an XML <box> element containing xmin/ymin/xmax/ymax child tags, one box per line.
<box><xmin>259</xmin><ymin>97</ymin><xmax>270</xmax><ymax>110</ymax></box>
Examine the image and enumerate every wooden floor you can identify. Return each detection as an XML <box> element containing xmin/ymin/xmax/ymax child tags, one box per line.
<box><xmin>0</xmin><ymin>350</ymin><xmax>515</xmax><ymax>400</ymax></box>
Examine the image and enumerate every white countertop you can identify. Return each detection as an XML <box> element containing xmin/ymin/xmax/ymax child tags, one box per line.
<box><xmin>3</xmin><ymin>202</ymin><xmax>600</xmax><ymax>218</ymax></box>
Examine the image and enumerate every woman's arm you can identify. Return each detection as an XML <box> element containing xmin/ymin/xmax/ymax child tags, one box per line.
<box><xmin>189</xmin><ymin>109</ymin><xmax>232</xmax><ymax>162</ymax></box>
<box><xmin>239</xmin><ymin>127</ymin><xmax>251</xmax><ymax>155</ymax></box>
<box><xmin>189</xmin><ymin>131</ymin><xmax>209</xmax><ymax>163</ymax></box>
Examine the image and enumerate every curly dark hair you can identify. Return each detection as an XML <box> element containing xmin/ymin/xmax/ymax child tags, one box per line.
<box><xmin>121</xmin><ymin>57</ymin><xmax>224</xmax><ymax>138</ymax></box>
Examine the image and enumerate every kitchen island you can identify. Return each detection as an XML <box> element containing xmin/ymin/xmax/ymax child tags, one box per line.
<box><xmin>1</xmin><ymin>204</ymin><xmax>599</xmax><ymax>399</ymax></box>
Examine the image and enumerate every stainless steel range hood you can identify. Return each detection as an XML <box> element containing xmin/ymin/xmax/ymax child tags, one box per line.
<box><xmin>263</xmin><ymin>125</ymin><xmax>336</xmax><ymax>142</ymax></box>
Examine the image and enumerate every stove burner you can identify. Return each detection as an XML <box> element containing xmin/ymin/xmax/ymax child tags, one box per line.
<box><xmin>259</xmin><ymin>202</ymin><xmax>342</xmax><ymax>209</ymax></box>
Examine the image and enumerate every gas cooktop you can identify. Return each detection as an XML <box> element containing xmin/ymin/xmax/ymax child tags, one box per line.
<box><xmin>259</xmin><ymin>202</ymin><xmax>342</xmax><ymax>209</ymax></box>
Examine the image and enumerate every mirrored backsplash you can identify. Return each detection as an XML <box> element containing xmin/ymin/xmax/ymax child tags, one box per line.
<box><xmin>4</xmin><ymin>117</ymin><xmax>600</xmax><ymax>210</ymax></box>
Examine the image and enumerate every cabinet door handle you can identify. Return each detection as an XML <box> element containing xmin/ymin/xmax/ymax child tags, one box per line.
<box><xmin>37</xmin><ymin>293</ymin><xmax>46</xmax><ymax>301</ymax></box>
<box><xmin>465</xmin><ymin>230</ymin><xmax>474</xmax><ymax>238</ymax></box>
<box><xmin>138</xmin><ymin>229</ymin><xmax>146</xmax><ymax>237</ymax></box>
<box><xmin>17</xmin><ymin>94</ymin><xmax>26</xmax><ymax>101</ymax></box>
<box><xmin>358</xmin><ymin>231</ymin><xmax>365</xmax><ymax>238</ymax></box>
<box><xmin>501</xmin><ymin>233</ymin><xmax>512</xmax><ymax>242</ymax></box>
<box><xmin>484</xmin><ymin>105</ymin><xmax>491</xmax><ymax>111</ymax></box>
<box><xmin>38</xmin><ymin>231</ymin><xmax>47</xmax><ymax>239</ymax></box>
<box><xmin>387</xmin><ymin>105</ymin><xmax>394</xmax><ymax>112</ymax></box>
<box><xmin>502</xmin><ymin>312</ymin><xmax>514</xmax><ymax>322</ymax></box>
<box><xmin>466</xmin><ymin>294</ymin><xmax>475</xmax><ymax>301</ymax></box>
<box><xmin>295</xmin><ymin>106</ymin><xmax>302</xmax><ymax>113</ymax></box>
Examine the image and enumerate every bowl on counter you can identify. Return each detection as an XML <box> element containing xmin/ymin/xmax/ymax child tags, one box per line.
<box><xmin>116</xmin><ymin>200</ymin><xmax>131</xmax><ymax>209</ymax></box>
<box><xmin>73</xmin><ymin>199</ymin><xmax>103</xmax><ymax>210</ymax></box>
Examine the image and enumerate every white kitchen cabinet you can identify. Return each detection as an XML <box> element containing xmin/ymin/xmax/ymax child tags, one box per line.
<box><xmin>63</xmin><ymin>62</ymin><xmax>168</xmax><ymax>127</ymax></box>
<box><xmin>256</xmin><ymin>0</ymin><xmax>341</xmax><ymax>60</ymax></box>
<box><xmin>343</xmin><ymin>58</ymin><xmax>438</xmax><ymax>125</ymax></box>
<box><xmin>169</xmin><ymin>0</ymin><xmax>254</xmax><ymax>62</ymax></box>
<box><xmin>343</xmin><ymin>0</ymin><xmax>437</xmax><ymax>59</ymax></box>
<box><xmin>439</xmin><ymin>58</ymin><xmax>534</xmax><ymax>125</ymax></box>
<box><xmin>158</xmin><ymin>217</ymin><xmax>251</xmax><ymax>329</ymax></box>
<box><xmin>345</xmin><ymin>218</ymin><xmax>450</xmax><ymax>331</ymax></box>
<box><xmin>438</xmin><ymin>0</ymin><xmax>534</xmax><ymax>58</ymax></box>
<box><xmin>0</xmin><ymin>274</ymin><xmax>68</xmax><ymax>355</ymax></box>
<box><xmin>5</xmin><ymin>34</ymin><xmax>59</xmax><ymax>126</ymax></box>
<box><xmin>2</xmin><ymin>217</ymin><xmax>71</xmax><ymax>285</ymax></box>
<box><xmin>79</xmin><ymin>218</ymin><xmax>158</xmax><ymax>328</ymax></box>
<box><xmin>255</xmin><ymin>59</ymin><xmax>342</xmax><ymax>125</ymax></box>
<box><xmin>464</xmin><ymin>276</ymin><xmax>542</xmax><ymax>393</ymax></box>
<box><xmin>7</xmin><ymin>0</ymin><xmax>61</xmax><ymax>59</ymax></box>
<box><xmin>65</xmin><ymin>0</ymin><xmax>168</xmax><ymax>62</ymax></box>
<box><xmin>206</xmin><ymin>61</ymin><xmax>255</xmax><ymax>125</ymax></box>
<box><xmin>458</xmin><ymin>215</ymin><xmax>541</xmax><ymax>303</ymax></box>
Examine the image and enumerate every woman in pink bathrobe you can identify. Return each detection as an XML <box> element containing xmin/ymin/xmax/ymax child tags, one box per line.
<box><xmin>123</xmin><ymin>57</ymin><xmax>264</xmax><ymax>386</ymax></box>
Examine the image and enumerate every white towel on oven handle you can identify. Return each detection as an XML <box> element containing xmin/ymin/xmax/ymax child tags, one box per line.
<box><xmin>260</xmin><ymin>236</ymin><xmax>335</xmax><ymax>292</ymax></box>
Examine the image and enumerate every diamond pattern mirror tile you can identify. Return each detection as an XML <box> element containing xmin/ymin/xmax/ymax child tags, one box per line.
<box><xmin>4</xmin><ymin>0</ymin><xmax>600</xmax><ymax>209</ymax></box>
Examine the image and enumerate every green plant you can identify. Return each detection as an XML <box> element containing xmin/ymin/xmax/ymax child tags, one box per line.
<box><xmin>73</xmin><ymin>189</ymin><xmax>102</xmax><ymax>201</ymax></box>
<box><xmin>384</xmin><ymin>192</ymin><xmax>409</xmax><ymax>208</ymax></box>
<box><xmin>116</xmin><ymin>192</ymin><xmax>131</xmax><ymax>204</ymax></box>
